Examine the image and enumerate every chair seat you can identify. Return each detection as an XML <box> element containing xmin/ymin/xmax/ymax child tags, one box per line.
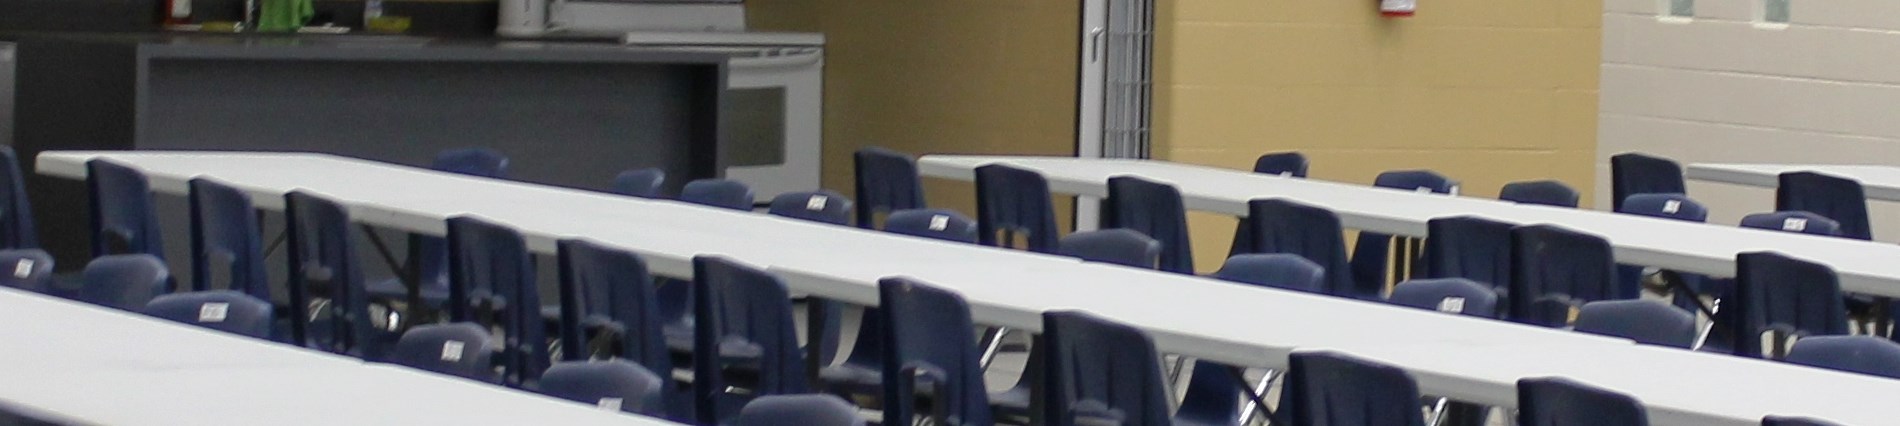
<box><xmin>817</xmin><ymin>363</ymin><xmax>883</xmax><ymax>395</ymax></box>
<box><xmin>664</xmin><ymin>328</ymin><xmax>765</xmax><ymax>361</ymax></box>
<box><xmin>989</xmin><ymin>385</ymin><xmax>1032</xmax><ymax>421</ymax></box>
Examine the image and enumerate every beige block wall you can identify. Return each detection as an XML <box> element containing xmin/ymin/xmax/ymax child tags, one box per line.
<box><xmin>1158</xmin><ymin>0</ymin><xmax>1603</xmax><ymax>271</ymax></box>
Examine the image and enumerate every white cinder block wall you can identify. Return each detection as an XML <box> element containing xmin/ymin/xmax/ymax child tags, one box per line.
<box><xmin>1599</xmin><ymin>0</ymin><xmax>1900</xmax><ymax>241</ymax></box>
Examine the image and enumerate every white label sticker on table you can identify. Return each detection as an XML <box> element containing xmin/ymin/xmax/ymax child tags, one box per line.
<box><xmin>441</xmin><ymin>340</ymin><xmax>465</xmax><ymax>362</ymax></box>
<box><xmin>597</xmin><ymin>398</ymin><xmax>623</xmax><ymax>411</ymax></box>
<box><xmin>1662</xmin><ymin>200</ymin><xmax>1681</xmax><ymax>214</ymax></box>
<box><xmin>1437</xmin><ymin>297</ymin><xmax>1466</xmax><ymax>313</ymax></box>
<box><xmin>198</xmin><ymin>303</ymin><xmax>229</xmax><ymax>323</ymax></box>
<box><xmin>1784</xmin><ymin>218</ymin><xmax>1808</xmax><ymax>232</ymax></box>
<box><xmin>1415</xmin><ymin>187</ymin><xmax>1431</xmax><ymax>193</ymax></box>
<box><xmin>12</xmin><ymin>259</ymin><xmax>33</xmax><ymax>278</ymax></box>
<box><xmin>929</xmin><ymin>215</ymin><xmax>949</xmax><ymax>231</ymax></box>
<box><xmin>806</xmin><ymin>195</ymin><xmax>828</xmax><ymax>211</ymax></box>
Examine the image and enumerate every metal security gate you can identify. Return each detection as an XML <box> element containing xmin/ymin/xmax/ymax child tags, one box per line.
<box><xmin>1076</xmin><ymin>0</ymin><xmax>1155</xmax><ymax>229</ymax></box>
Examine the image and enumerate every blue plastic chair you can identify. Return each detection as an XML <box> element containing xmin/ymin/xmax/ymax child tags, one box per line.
<box><xmin>1617</xmin><ymin>193</ymin><xmax>1711</xmax><ymax>308</ymax></box>
<box><xmin>444</xmin><ymin>216</ymin><xmax>544</xmax><ymax>386</ymax></box>
<box><xmin>1242</xmin><ymin>199</ymin><xmax>1356</xmax><ymax>298</ymax></box>
<box><xmin>1212</xmin><ymin>253</ymin><xmax>1326</xmax><ymax>293</ymax></box>
<box><xmin>1253</xmin><ymin>151</ymin><xmax>1308</xmax><ymax>177</ymax></box>
<box><xmin>769</xmin><ymin>190</ymin><xmax>854</xmax><ymax>226</ymax></box>
<box><xmin>875</xmin><ymin>277</ymin><xmax>992</xmax><ymax>426</ymax></box>
<box><xmin>680</xmin><ymin>179</ymin><xmax>756</xmax><ymax>211</ymax></box>
<box><xmin>1777</xmin><ymin>172</ymin><xmax>1870</xmax><ymax>241</ymax></box>
<box><xmin>1350</xmin><ymin>170</ymin><xmax>1457</xmax><ymax>299</ymax></box>
<box><xmin>729</xmin><ymin>394</ymin><xmax>866</xmax><ymax>426</ymax></box>
<box><xmin>1277</xmin><ymin>351</ymin><xmax>1425</xmax><ymax>426</ymax></box>
<box><xmin>1500</xmin><ymin>180</ymin><xmax>1580</xmax><ymax>208</ymax></box>
<box><xmin>1763</xmin><ymin>416</ymin><xmax>1846</xmax><ymax>426</ymax></box>
<box><xmin>1741</xmin><ymin>211</ymin><xmax>1842</xmax><ymax>237</ymax></box>
<box><xmin>78</xmin><ymin>254</ymin><xmax>168</xmax><ymax>311</ymax></box>
<box><xmin>1057</xmin><ymin>229</ymin><xmax>1161</xmax><ymax>269</ymax></box>
<box><xmin>0</xmin><ymin>146</ymin><xmax>38</xmax><ymax>249</ymax></box>
<box><xmin>1105</xmin><ymin>176</ymin><xmax>1194</xmax><ymax>274</ymax></box>
<box><xmin>1518</xmin><ymin>377</ymin><xmax>1647</xmax><ymax>426</ymax></box>
<box><xmin>1040</xmin><ymin>310</ymin><xmax>1172</xmax><ymax>426</ymax></box>
<box><xmin>1784</xmin><ymin>336</ymin><xmax>1900</xmax><ymax>379</ymax></box>
<box><xmin>1610</xmin><ymin>153</ymin><xmax>1685</xmax><ymax>212</ymax></box>
<box><xmin>1387</xmin><ymin>278</ymin><xmax>1499</xmax><ymax>318</ymax></box>
<box><xmin>284</xmin><ymin>191</ymin><xmax>382</xmax><ymax>357</ymax></box>
<box><xmin>432</xmin><ymin>147</ymin><xmax>508</xmax><ymax>178</ymax></box>
<box><xmin>611</xmin><ymin>168</ymin><xmax>667</xmax><ymax>199</ymax></box>
<box><xmin>882</xmin><ymin>208</ymin><xmax>978</xmax><ymax>243</ymax></box>
<box><xmin>540</xmin><ymin>360</ymin><xmax>666</xmax><ymax>415</ymax></box>
<box><xmin>553</xmin><ymin>239</ymin><xmax>677</xmax><ymax>417</ymax></box>
<box><xmin>389</xmin><ymin>322</ymin><xmax>496</xmax><ymax>383</ymax></box>
<box><xmin>0</xmin><ymin>249</ymin><xmax>53</xmax><ymax>293</ymax></box>
<box><xmin>142</xmin><ymin>290</ymin><xmax>274</xmax><ymax>339</ymax></box>
<box><xmin>1184</xmin><ymin>254</ymin><xmax>1325</xmax><ymax>426</ymax></box>
<box><xmin>187</xmin><ymin>178</ymin><xmax>270</xmax><ymax>301</ymax></box>
<box><xmin>854</xmin><ymin>147</ymin><xmax>927</xmax><ymax>229</ymax></box>
<box><xmin>1730</xmin><ymin>252</ymin><xmax>1849</xmax><ymax>359</ymax></box>
<box><xmin>975</xmin><ymin>164</ymin><xmax>1060</xmax><ymax>253</ymax></box>
<box><xmin>1509</xmin><ymin>225</ymin><xmax>1619</xmax><ymax>327</ymax></box>
<box><xmin>691</xmin><ymin>256</ymin><xmax>808</xmax><ymax>425</ymax></box>
<box><xmin>86</xmin><ymin>159</ymin><xmax>164</xmax><ymax>260</ymax></box>
<box><xmin>1421</xmin><ymin>215</ymin><xmax>1515</xmax><ymax>289</ymax></box>
<box><xmin>366</xmin><ymin>149</ymin><xmax>510</xmax><ymax>316</ymax></box>
<box><xmin>1573</xmin><ymin>300</ymin><xmax>1696</xmax><ymax>348</ymax></box>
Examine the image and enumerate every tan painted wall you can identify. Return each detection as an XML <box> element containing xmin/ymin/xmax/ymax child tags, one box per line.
<box><xmin>1157</xmin><ymin>1</ymin><xmax>1603</xmax><ymax>271</ymax></box>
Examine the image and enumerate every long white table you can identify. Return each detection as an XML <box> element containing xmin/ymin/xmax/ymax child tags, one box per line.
<box><xmin>1688</xmin><ymin>163</ymin><xmax>1900</xmax><ymax>202</ymax></box>
<box><xmin>0</xmin><ymin>287</ymin><xmax>673</xmax><ymax>425</ymax></box>
<box><xmin>38</xmin><ymin>151</ymin><xmax>1900</xmax><ymax>425</ymax></box>
<box><xmin>917</xmin><ymin>155</ymin><xmax>1900</xmax><ymax>300</ymax></box>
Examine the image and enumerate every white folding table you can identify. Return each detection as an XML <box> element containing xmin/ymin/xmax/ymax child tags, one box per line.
<box><xmin>1688</xmin><ymin>163</ymin><xmax>1900</xmax><ymax>202</ymax></box>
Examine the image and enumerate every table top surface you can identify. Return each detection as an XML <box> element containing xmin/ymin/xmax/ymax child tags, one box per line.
<box><xmin>1687</xmin><ymin>163</ymin><xmax>1900</xmax><ymax>201</ymax></box>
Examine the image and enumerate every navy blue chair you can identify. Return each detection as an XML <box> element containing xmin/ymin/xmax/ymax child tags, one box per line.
<box><xmin>1617</xmin><ymin>193</ymin><xmax>1710</xmax><ymax>308</ymax></box>
<box><xmin>1182</xmin><ymin>254</ymin><xmax>1326</xmax><ymax>426</ymax></box>
<box><xmin>1518</xmin><ymin>377</ymin><xmax>1647</xmax><ymax>426</ymax></box>
<box><xmin>681</xmin><ymin>179</ymin><xmax>756</xmax><ymax>211</ymax></box>
<box><xmin>284</xmin><ymin>191</ymin><xmax>382</xmax><ymax>357</ymax></box>
<box><xmin>1731</xmin><ymin>251</ymin><xmax>1849</xmax><ymax>359</ymax></box>
<box><xmin>553</xmin><ymin>239</ymin><xmax>678</xmax><ymax>418</ymax></box>
<box><xmin>1104</xmin><ymin>176</ymin><xmax>1194</xmax><ymax>274</ymax></box>
<box><xmin>854</xmin><ymin>147</ymin><xmax>927</xmax><ymax>229</ymax></box>
<box><xmin>1387</xmin><ymin>278</ymin><xmax>1499</xmax><ymax>318</ymax></box>
<box><xmin>769</xmin><ymin>190</ymin><xmax>854</xmax><ymax>226</ymax></box>
<box><xmin>1509</xmin><ymin>225</ymin><xmax>1619</xmax><ymax>327</ymax></box>
<box><xmin>1350</xmin><ymin>170</ymin><xmax>1457</xmax><ymax>299</ymax></box>
<box><xmin>1500</xmin><ymin>180</ymin><xmax>1580</xmax><ymax>208</ymax></box>
<box><xmin>691</xmin><ymin>256</ymin><xmax>808</xmax><ymax>425</ymax></box>
<box><xmin>1421</xmin><ymin>215</ymin><xmax>1515</xmax><ymax>288</ymax></box>
<box><xmin>0</xmin><ymin>249</ymin><xmax>53</xmax><ymax>293</ymax></box>
<box><xmin>433</xmin><ymin>147</ymin><xmax>508</xmax><ymax>178</ymax></box>
<box><xmin>1058</xmin><ymin>229</ymin><xmax>1161</xmax><ymax>269</ymax></box>
<box><xmin>390</xmin><ymin>322</ymin><xmax>496</xmax><ymax>383</ymax></box>
<box><xmin>1610</xmin><ymin>153</ymin><xmax>1685</xmax><ymax>211</ymax></box>
<box><xmin>366</xmin><ymin>149</ymin><xmax>510</xmax><ymax>318</ymax></box>
<box><xmin>187</xmin><ymin>178</ymin><xmax>270</xmax><ymax>301</ymax></box>
<box><xmin>611</xmin><ymin>168</ymin><xmax>667</xmax><ymax>199</ymax></box>
<box><xmin>1785</xmin><ymin>336</ymin><xmax>1900</xmax><ymax>379</ymax></box>
<box><xmin>1777</xmin><ymin>171</ymin><xmax>1870</xmax><ymax>241</ymax></box>
<box><xmin>1573</xmin><ymin>300</ymin><xmax>1696</xmax><ymax>348</ymax></box>
<box><xmin>1212</xmin><ymin>253</ymin><xmax>1326</xmax><ymax>293</ymax></box>
<box><xmin>1242</xmin><ymin>199</ymin><xmax>1356</xmax><ymax>298</ymax></box>
<box><xmin>1741</xmin><ymin>211</ymin><xmax>1842</xmax><ymax>237</ymax></box>
<box><xmin>0</xmin><ymin>146</ymin><xmax>37</xmax><ymax>249</ymax></box>
<box><xmin>1763</xmin><ymin>416</ymin><xmax>1846</xmax><ymax>426</ymax></box>
<box><xmin>78</xmin><ymin>254</ymin><xmax>168</xmax><ymax>311</ymax></box>
<box><xmin>1278</xmin><ymin>351</ymin><xmax>1425</xmax><ymax>426</ymax></box>
<box><xmin>540</xmin><ymin>360</ymin><xmax>666</xmax><ymax>415</ymax></box>
<box><xmin>882</xmin><ymin>208</ymin><xmax>978</xmax><ymax>243</ymax></box>
<box><xmin>729</xmin><ymin>394</ymin><xmax>866</xmax><ymax>426</ymax></box>
<box><xmin>142</xmin><ymin>290</ymin><xmax>273</xmax><ymax>339</ymax></box>
<box><xmin>975</xmin><ymin>164</ymin><xmax>1060</xmax><ymax>253</ymax></box>
<box><xmin>876</xmin><ymin>277</ymin><xmax>992</xmax><ymax>426</ymax></box>
<box><xmin>1039</xmin><ymin>310</ymin><xmax>1171</xmax><ymax>426</ymax></box>
<box><xmin>87</xmin><ymin>159</ymin><xmax>165</xmax><ymax>260</ymax></box>
<box><xmin>1253</xmin><ymin>151</ymin><xmax>1308</xmax><ymax>177</ymax></box>
<box><xmin>445</xmin><ymin>216</ymin><xmax>545</xmax><ymax>386</ymax></box>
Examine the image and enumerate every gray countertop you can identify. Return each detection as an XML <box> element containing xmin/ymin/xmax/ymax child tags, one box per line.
<box><xmin>11</xmin><ymin>32</ymin><xmax>729</xmax><ymax>64</ymax></box>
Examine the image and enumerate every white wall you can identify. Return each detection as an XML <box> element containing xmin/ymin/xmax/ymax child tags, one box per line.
<box><xmin>1599</xmin><ymin>0</ymin><xmax>1900</xmax><ymax>241</ymax></box>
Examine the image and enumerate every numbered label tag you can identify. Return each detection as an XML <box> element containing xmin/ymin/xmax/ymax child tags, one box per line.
<box><xmin>805</xmin><ymin>195</ymin><xmax>828</xmax><ymax>211</ymax></box>
<box><xmin>1436</xmin><ymin>297</ymin><xmax>1466</xmax><ymax>313</ymax></box>
<box><xmin>441</xmin><ymin>340</ymin><xmax>465</xmax><ymax>362</ymax></box>
<box><xmin>13</xmin><ymin>259</ymin><xmax>33</xmax><ymax>279</ymax></box>
<box><xmin>1662</xmin><ymin>200</ymin><xmax>1682</xmax><ymax>214</ymax></box>
<box><xmin>198</xmin><ymin>303</ymin><xmax>229</xmax><ymax>323</ymax></box>
<box><xmin>929</xmin><ymin>215</ymin><xmax>950</xmax><ymax>231</ymax></box>
<box><xmin>597</xmin><ymin>398</ymin><xmax>623</xmax><ymax>411</ymax></box>
<box><xmin>1783</xmin><ymin>218</ymin><xmax>1808</xmax><ymax>232</ymax></box>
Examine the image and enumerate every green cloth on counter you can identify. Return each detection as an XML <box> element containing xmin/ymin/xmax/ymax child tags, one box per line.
<box><xmin>257</xmin><ymin>0</ymin><xmax>314</xmax><ymax>32</ymax></box>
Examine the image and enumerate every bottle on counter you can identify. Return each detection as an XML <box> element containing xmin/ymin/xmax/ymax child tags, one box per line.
<box><xmin>161</xmin><ymin>0</ymin><xmax>192</xmax><ymax>26</ymax></box>
<box><xmin>364</xmin><ymin>0</ymin><xmax>384</xmax><ymax>27</ymax></box>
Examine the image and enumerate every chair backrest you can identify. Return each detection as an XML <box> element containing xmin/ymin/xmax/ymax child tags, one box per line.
<box><xmin>141</xmin><ymin>290</ymin><xmax>273</xmax><ymax>339</ymax></box>
<box><xmin>445</xmin><ymin>216</ymin><xmax>544</xmax><ymax>385</ymax></box>
<box><xmin>1517</xmin><ymin>377</ymin><xmax>1648</xmax><ymax>426</ymax></box>
<box><xmin>1610</xmin><ymin>153</ymin><xmax>1685</xmax><ymax>212</ymax></box>
<box><xmin>1253</xmin><ymin>151</ymin><xmax>1308</xmax><ymax>177</ymax></box>
<box><xmin>729</xmin><ymin>394</ymin><xmax>866</xmax><ymax>426</ymax></box>
<box><xmin>554</xmin><ymin>239</ymin><xmax>670</xmax><ymax>381</ymax></box>
<box><xmin>680</xmin><ymin>178</ymin><xmax>756</xmax><ymax>210</ymax></box>
<box><xmin>611</xmin><ymin>168</ymin><xmax>667</xmax><ymax>199</ymax></box>
<box><xmin>1039</xmin><ymin>310</ymin><xmax>1171</xmax><ymax>426</ymax></box>
<box><xmin>1573</xmin><ymin>300</ymin><xmax>1696</xmax><ymax>348</ymax></box>
<box><xmin>1057</xmin><ymin>229</ymin><xmax>1161</xmax><ymax>269</ymax></box>
<box><xmin>86</xmin><ymin>159</ymin><xmax>164</xmax><ymax>260</ymax></box>
<box><xmin>0</xmin><ymin>146</ymin><xmax>37</xmax><ymax>249</ymax></box>
<box><xmin>854</xmin><ymin>147</ymin><xmax>927</xmax><ymax>229</ymax></box>
<box><xmin>882</xmin><ymin>208</ymin><xmax>978</xmax><ymax>243</ymax></box>
<box><xmin>0</xmin><ymin>249</ymin><xmax>54</xmax><ymax>292</ymax></box>
<box><xmin>1732</xmin><ymin>251</ymin><xmax>1849</xmax><ymax>358</ymax></box>
<box><xmin>1387</xmin><ymin>278</ymin><xmax>1499</xmax><ymax>318</ymax></box>
<box><xmin>284</xmin><ymin>191</ymin><xmax>376</xmax><ymax>356</ymax></box>
<box><xmin>1104</xmin><ymin>176</ymin><xmax>1194</xmax><ymax>274</ymax></box>
<box><xmin>390</xmin><ymin>322</ymin><xmax>496</xmax><ymax>383</ymax></box>
<box><xmin>974</xmin><ymin>164</ymin><xmax>1060</xmax><ymax>253</ymax></box>
<box><xmin>1350</xmin><ymin>170</ymin><xmax>1458</xmax><ymax>300</ymax></box>
<box><xmin>1279</xmin><ymin>351</ymin><xmax>1425</xmax><ymax>426</ymax></box>
<box><xmin>1784</xmin><ymin>335</ymin><xmax>1900</xmax><ymax>380</ymax></box>
<box><xmin>432</xmin><ymin>147</ymin><xmax>508</xmax><ymax>178</ymax></box>
<box><xmin>1212</xmin><ymin>253</ymin><xmax>1326</xmax><ymax>293</ymax></box>
<box><xmin>692</xmin><ymin>256</ymin><xmax>807</xmax><ymax>424</ymax></box>
<box><xmin>187</xmin><ymin>178</ymin><xmax>270</xmax><ymax>301</ymax></box>
<box><xmin>1500</xmin><ymin>180</ymin><xmax>1580</xmax><ymax>208</ymax></box>
<box><xmin>769</xmin><ymin>190</ymin><xmax>854</xmax><ymax>226</ymax></box>
<box><xmin>1776</xmin><ymin>171</ymin><xmax>1871</xmax><ymax>240</ymax></box>
<box><xmin>1509</xmin><ymin>224</ymin><xmax>1619</xmax><ymax>327</ymax></box>
<box><xmin>1244</xmin><ymin>199</ymin><xmax>1356</xmax><ymax>298</ymax></box>
<box><xmin>1619</xmin><ymin>193</ymin><xmax>1708</xmax><ymax>222</ymax></box>
<box><xmin>877</xmin><ymin>277</ymin><xmax>991</xmax><ymax>426</ymax></box>
<box><xmin>1740</xmin><ymin>211</ymin><xmax>1842</xmax><ymax>237</ymax></box>
<box><xmin>399</xmin><ymin>148</ymin><xmax>513</xmax><ymax>298</ymax></box>
<box><xmin>1762</xmin><ymin>416</ymin><xmax>1846</xmax><ymax>426</ymax></box>
<box><xmin>1422</xmin><ymin>215</ymin><xmax>1515</xmax><ymax>288</ymax></box>
<box><xmin>79</xmin><ymin>254</ymin><xmax>168</xmax><ymax>311</ymax></box>
<box><xmin>539</xmin><ymin>360</ymin><xmax>666</xmax><ymax>415</ymax></box>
